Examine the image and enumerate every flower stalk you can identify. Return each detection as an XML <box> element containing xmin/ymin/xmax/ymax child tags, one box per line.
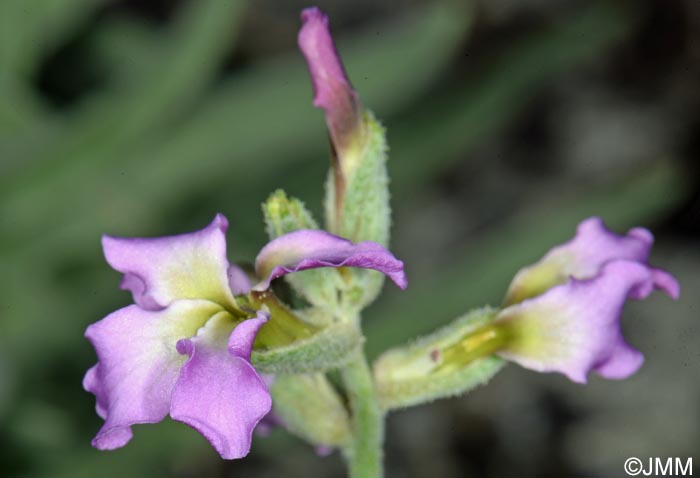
<box><xmin>341</xmin><ymin>349</ymin><xmax>384</xmax><ymax>478</ymax></box>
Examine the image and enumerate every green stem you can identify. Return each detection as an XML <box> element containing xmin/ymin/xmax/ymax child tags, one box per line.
<box><xmin>341</xmin><ymin>349</ymin><xmax>384</xmax><ymax>478</ymax></box>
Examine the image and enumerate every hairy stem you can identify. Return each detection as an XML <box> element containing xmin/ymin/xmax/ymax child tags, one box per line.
<box><xmin>341</xmin><ymin>349</ymin><xmax>384</xmax><ymax>478</ymax></box>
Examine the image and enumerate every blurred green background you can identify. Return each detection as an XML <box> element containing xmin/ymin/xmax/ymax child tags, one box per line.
<box><xmin>1</xmin><ymin>0</ymin><xmax>698</xmax><ymax>476</ymax></box>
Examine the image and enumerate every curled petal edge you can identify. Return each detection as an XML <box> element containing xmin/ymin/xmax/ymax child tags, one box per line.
<box><xmin>254</xmin><ymin>229</ymin><xmax>407</xmax><ymax>291</ymax></box>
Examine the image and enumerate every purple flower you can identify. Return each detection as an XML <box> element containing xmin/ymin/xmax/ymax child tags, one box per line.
<box><xmin>494</xmin><ymin>217</ymin><xmax>679</xmax><ymax>383</ymax></box>
<box><xmin>84</xmin><ymin>214</ymin><xmax>406</xmax><ymax>458</ymax></box>
<box><xmin>504</xmin><ymin>217</ymin><xmax>678</xmax><ymax>305</ymax></box>
<box><xmin>298</xmin><ymin>7</ymin><xmax>361</xmax><ymax>156</ymax></box>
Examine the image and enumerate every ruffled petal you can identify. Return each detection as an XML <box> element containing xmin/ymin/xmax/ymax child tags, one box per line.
<box><xmin>254</xmin><ymin>229</ymin><xmax>407</xmax><ymax>291</ymax></box>
<box><xmin>495</xmin><ymin>260</ymin><xmax>676</xmax><ymax>383</ymax></box>
<box><xmin>102</xmin><ymin>214</ymin><xmax>236</xmax><ymax>310</ymax></box>
<box><xmin>84</xmin><ymin>300</ymin><xmax>222</xmax><ymax>449</ymax></box>
<box><xmin>298</xmin><ymin>7</ymin><xmax>361</xmax><ymax>154</ymax></box>
<box><xmin>594</xmin><ymin>343</ymin><xmax>644</xmax><ymax>380</ymax></box>
<box><xmin>505</xmin><ymin>217</ymin><xmax>658</xmax><ymax>305</ymax></box>
<box><xmin>170</xmin><ymin>313</ymin><xmax>271</xmax><ymax>459</ymax></box>
<box><xmin>83</xmin><ymin>364</ymin><xmax>107</xmax><ymax>419</ymax></box>
<box><xmin>649</xmin><ymin>268</ymin><xmax>680</xmax><ymax>299</ymax></box>
<box><xmin>117</xmin><ymin>273</ymin><xmax>162</xmax><ymax>310</ymax></box>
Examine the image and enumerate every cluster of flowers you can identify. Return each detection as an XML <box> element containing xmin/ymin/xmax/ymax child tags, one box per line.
<box><xmin>83</xmin><ymin>7</ymin><xmax>679</xmax><ymax>463</ymax></box>
<box><xmin>84</xmin><ymin>214</ymin><xmax>405</xmax><ymax>458</ymax></box>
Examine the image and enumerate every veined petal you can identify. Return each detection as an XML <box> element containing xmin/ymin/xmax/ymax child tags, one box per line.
<box><xmin>170</xmin><ymin>312</ymin><xmax>271</xmax><ymax>460</ymax></box>
<box><xmin>299</xmin><ymin>7</ymin><xmax>361</xmax><ymax>154</ymax></box>
<box><xmin>254</xmin><ymin>229</ymin><xmax>407</xmax><ymax>291</ymax></box>
<box><xmin>505</xmin><ymin>217</ymin><xmax>658</xmax><ymax>305</ymax></box>
<box><xmin>84</xmin><ymin>300</ymin><xmax>222</xmax><ymax>450</ymax></box>
<box><xmin>495</xmin><ymin>260</ymin><xmax>676</xmax><ymax>383</ymax></box>
<box><xmin>102</xmin><ymin>214</ymin><xmax>237</xmax><ymax>310</ymax></box>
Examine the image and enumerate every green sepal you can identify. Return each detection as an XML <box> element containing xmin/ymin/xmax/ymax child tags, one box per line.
<box><xmin>373</xmin><ymin>307</ymin><xmax>506</xmax><ymax>411</ymax></box>
<box><xmin>325</xmin><ymin>111</ymin><xmax>390</xmax><ymax>246</ymax></box>
<box><xmin>324</xmin><ymin>111</ymin><xmax>391</xmax><ymax>308</ymax></box>
<box><xmin>262</xmin><ymin>189</ymin><xmax>344</xmax><ymax>312</ymax></box>
<box><xmin>270</xmin><ymin>373</ymin><xmax>352</xmax><ymax>449</ymax></box>
<box><xmin>252</xmin><ymin>320</ymin><xmax>362</xmax><ymax>374</ymax></box>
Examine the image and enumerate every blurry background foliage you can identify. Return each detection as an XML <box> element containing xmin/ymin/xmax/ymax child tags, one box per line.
<box><xmin>1</xmin><ymin>0</ymin><xmax>698</xmax><ymax>477</ymax></box>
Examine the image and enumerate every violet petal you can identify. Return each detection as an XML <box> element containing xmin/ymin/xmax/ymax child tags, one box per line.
<box><xmin>170</xmin><ymin>313</ymin><xmax>271</xmax><ymax>459</ymax></box>
<box><xmin>496</xmin><ymin>260</ymin><xmax>676</xmax><ymax>383</ymax></box>
<box><xmin>228</xmin><ymin>264</ymin><xmax>253</xmax><ymax>295</ymax></box>
<box><xmin>254</xmin><ymin>229</ymin><xmax>407</xmax><ymax>291</ymax></box>
<box><xmin>505</xmin><ymin>217</ymin><xmax>658</xmax><ymax>305</ymax></box>
<box><xmin>299</xmin><ymin>7</ymin><xmax>361</xmax><ymax>153</ymax></box>
<box><xmin>102</xmin><ymin>214</ymin><xmax>236</xmax><ymax>310</ymax></box>
<box><xmin>84</xmin><ymin>300</ymin><xmax>221</xmax><ymax>449</ymax></box>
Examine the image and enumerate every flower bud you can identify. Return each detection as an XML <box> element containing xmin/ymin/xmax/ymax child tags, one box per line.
<box><xmin>299</xmin><ymin>7</ymin><xmax>390</xmax><ymax>252</ymax></box>
<box><xmin>270</xmin><ymin>373</ymin><xmax>352</xmax><ymax>449</ymax></box>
